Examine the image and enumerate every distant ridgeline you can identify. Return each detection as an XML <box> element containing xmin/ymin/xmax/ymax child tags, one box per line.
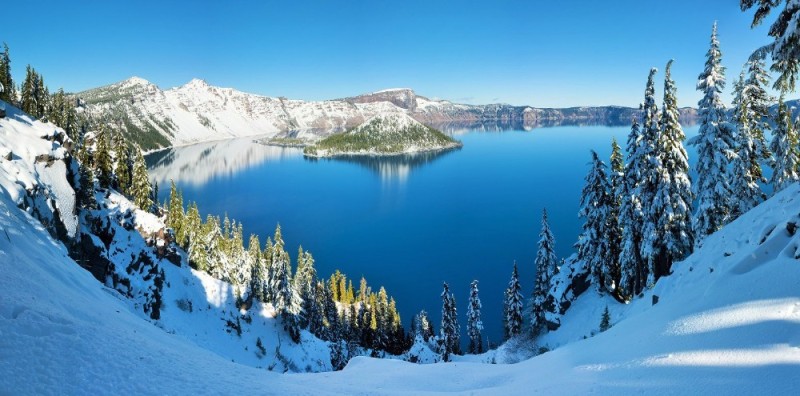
<box><xmin>303</xmin><ymin>113</ymin><xmax>462</xmax><ymax>157</ymax></box>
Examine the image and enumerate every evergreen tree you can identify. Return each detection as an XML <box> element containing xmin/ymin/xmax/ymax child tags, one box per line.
<box><xmin>741</xmin><ymin>0</ymin><xmax>800</xmax><ymax>91</ymax></box>
<box><xmin>439</xmin><ymin>282</ymin><xmax>460</xmax><ymax>361</ymax></box>
<box><xmin>607</xmin><ymin>138</ymin><xmax>623</xmax><ymax>292</ymax></box>
<box><xmin>94</xmin><ymin>128</ymin><xmax>114</xmax><ymax>189</ymax></box>
<box><xmin>691</xmin><ymin>23</ymin><xmax>736</xmax><ymax>245</ymax></box>
<box><xmin>576</xmin><ymin>151</ymin><xmax>615</xmax><ymax>294</ymax></box>
<box><xmin>0</xmin><ymin>43</ymin><xmax>14</xmax><ymax>104</ymax></box>
<box><xmin>412</xmin><ymin>310</ymin><xmax>435</xmax><ymax>342</ymax></box>
<box><xmin>76</xmin><ymin>159</ymin><xmax>96</xmax><ymax>210</ymax></box>
<box><xmin>130</xmin><ymin>145</ymin><xmax>153</xmax><ymax>210</ymax></box>
<box><xmin>113</xmin><ymin>135</ymin><xmax>132</xmax><ymax>194</ymax></box>
<box><xmin>294</xmin><ymin>247</ymin><xmax>318</xmax><ymax>329</ymax></box>
<box><xmin>503</xmin><ymin>262</ymin><xmax>524</xmax><ymax>340</ymax></box>
<box><xmin>35</xmin><ymin>73</ymin><xmax>49</xmax><ymax>120</ymax></box>
<box><xmin>466</xmin><ymin>280</ymin><xmax>483</xmax><ymax>354</ymax></box>
<box><xmin>770</xmin><ymin>95</ymin><xmax>799</xmax><ymax>193</ymax></box>
<box><xmin>532</xmin><ymin>209</ymin><xmax>558</xmax><ymax>336</ymax></box>
<box><xmin>167</xmin><ymin>181</ymin><xmax>186</xmax><ymax>247</ymax></box>
<box><xmin>20</xmin><ymin>65</ymin><xmax>37</xmax><ymax>117</ymax></box>
<box><xmin>599</xmin><ymin>306</ymin><xmax>611</xmax><ymax>332</ymax></box>
<box><xmin>730</xmin><ymin>71</ymin><xmax>766</xmax><ymax>219</ymax></box>
<box><xmin>618</xmin><ymin>118</ymin><xmax>647</xmax><ymax>299</ymax></box>
<box><xmin>743</xmin><ymin>58</ymin><xmax>775</xmax><ymax>168</ymax></box>
<box><xmin>644</xmin><ymin>60</ymin><xmax>694</xmax><ymax>285</ymax></box>
<box><xmin>247</xmin><ymin>234</ymin><xmax>267</xmax><ymax>303</ymax></box>
<box><xmin>323</xmin><ymin>282</ymin><xmax>340</xmax><ymax>341</ymax></box>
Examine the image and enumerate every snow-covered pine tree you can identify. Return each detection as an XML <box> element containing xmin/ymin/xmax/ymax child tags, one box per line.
<box><xmin>618</xmin><ymin>118</ymin><xmax>647</xmax><ymax>299</ymax></box>
<box><xmin>323</xmin><ymin>281</ymin><xmax>340</xmax><ymax>342</ymax></box>
<box><xmin>439</xmin><ymin>282</ymin><xmax>460</xmax><ymax>361</ymax></box>
<box><xmin>730</xmin><ymin>71</ymin><xmax>766</xmax><ymax>219</ymax></box>
<box><xmin>267</xmin><ymin>225</ymin><xmax>301</xmax><ymax>342</ymax></box>
<box><xmin>503</xmin><ymin>262</ymin><xmax>524</xmax><ymax>340</ymax></box>
<box><xmin>644</xmin><ymin>60</ymin><xmax>694</xmax><ymax>285</ymax></box>
<box><xmin>413</xmin><ymin>310</ymin><xmax>435</xmax><ymax>342</ymax></box>
<box><xmin>130</xmin><ymin>145</ymin><xmax>153</xmax><ymax>211</ymax></box>
<box><xmin>770</xmin><ymin>95</ymin><xmax>800</xmax><ymax>193</ymax></box>
<box><xmin>637</xmin><ymin>67</ymin><xmax>664</xmax><ymax>287</ymax></box>
<box><xmin>741</xmin><ymin>0</ymin><xmax>800</xmax><ymax>91</ymax></box>
<box><xmin>247</xmin><ymin>234</ymin><xmax>267</xmax><ymax>303</ymax></box>
<box><xmin>608</xmin><ymin>138</ymin><xmax>623</xmax><ymax>291</ymax></box>
<box><xmin>0</xmin><ymin>43</ymin><xmax>14</xmax><ymax>104</ymax></box>
<box><xmin>166</xmin><ymin>181</ymin><xmax>185</xmax><ymax>247</ymax></box>
<box><xmin>531</xmin><ymin>209</ymin><xmax>558</xmax><ymax>336</ymax></box>
<box><xmin>466</xmin><ymin>280</ymin><xmax>483</xmax><ymax>354</ymax></box>
<box><xmin>293</xmin><ymin>247</ymin><xmax>318</xmax><ymax>330</ymax></box>
<box><xmin>94</xmin><ymin>127</ymin><xmax>114</xmax><ymax>189</ymax></box>
<box><xmin>20</xmin><ymin>65</ymin><xmax>37</xmax><ymax>116</ymax></box>
<box><xmin>743</xmin><ymin>58</ymin><xmax>775</xmax><ymax>168</ymax></box>
<box><xmin>576</xmin><ymin>151</ymin><xmax>615</xmax><ymax>295</ymax></box>
<box><xmin>113</xmin><ymin>136</ymin><xmax>131</xmax><ymax>195</ymax></box>
<box><xmin>691</xmin><ymin>24</ymin><xmax>736</xmax><ymax>245</ymax></box>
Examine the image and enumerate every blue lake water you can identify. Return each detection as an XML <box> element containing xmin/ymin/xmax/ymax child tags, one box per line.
<box><xmin>147</xmin><ymin>124</ymin><xmax>700</xmax><ymax>345</ymax></box>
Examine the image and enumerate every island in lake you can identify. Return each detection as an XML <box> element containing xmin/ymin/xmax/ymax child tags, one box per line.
<box><xmin>303</xmin><ymin>113</ymin><xmax>462</xmax><ymax>157</ymax></box>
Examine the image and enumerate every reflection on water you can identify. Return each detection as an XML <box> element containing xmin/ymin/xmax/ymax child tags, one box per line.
<box><xmin>305</xmin><ymin>148</ymin><xmax>459</xmax><ymax>183</ymax></box>
<box><xmin>146</xmin><ymin>138</ymin><xmax>302</xmax><ymax>186</ymax></box>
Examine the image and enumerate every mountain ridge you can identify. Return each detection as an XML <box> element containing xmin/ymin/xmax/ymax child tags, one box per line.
<box><xmin>73</xmin><ymin>77</ymin><xmax>699</xmax><ymax>151</ymax></box>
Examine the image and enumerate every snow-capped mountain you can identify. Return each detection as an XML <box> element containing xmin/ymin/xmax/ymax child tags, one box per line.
<box><xmin>74</xmin><ymin>78</ymin><xmax>698</xmax><ymax>151</ymax></box>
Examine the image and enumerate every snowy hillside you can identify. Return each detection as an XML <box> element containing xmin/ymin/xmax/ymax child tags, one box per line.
<box><xmin>303</xmin><ymin>113</ymin><xmax>462</xmax><ymax>157</ymax></box>
<box><xmin>75</xmin><ymin>78</ymin><xmax>699</xmax><ymax>151</ymax></box>
<box><xmin>3</xmin><ymin>99</ymin><xmax>800</xmax><ymax>394</ymax></box>
<box><xmin>2</xmin><ymin>144</ymin><xmax>800</xmax><ymax>393</ymax></box>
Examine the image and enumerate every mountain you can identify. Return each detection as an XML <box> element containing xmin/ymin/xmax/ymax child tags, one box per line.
<box><xmin>303</xmin><ymin>113</ymin><xmax>462</xmax><ymax>157</ymax></box>
<box><xmin>74</xmin><ymin>79</ymin><xmax>699</xmax><ymax>151</ymax></box>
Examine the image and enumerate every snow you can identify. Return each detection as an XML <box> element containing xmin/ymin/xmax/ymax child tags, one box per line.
<box><xmin>3</xmin><ymin>98</ymin><xmax>800</xmax><ymax>393</ymax></box>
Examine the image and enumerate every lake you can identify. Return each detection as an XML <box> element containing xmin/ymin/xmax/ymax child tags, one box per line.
<box><xmin>147</xmin><ymin>124</ymin><xmax>700</xmax><ymax>346</ymax></box>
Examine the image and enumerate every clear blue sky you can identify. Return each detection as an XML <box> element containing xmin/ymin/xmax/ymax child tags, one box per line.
<box><xmin>1</xmin><ymin>1</ymin><xmax>778</xmax><ymax>107</ymax></box>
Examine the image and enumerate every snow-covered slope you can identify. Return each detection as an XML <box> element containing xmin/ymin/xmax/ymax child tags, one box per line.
<box><xmin>3</xmin><ymin>99</ymin><xmax>799</xmax><ymax>394</ymax></box>
<box><xmin>2</xmin><ymin>179</ymin><xmax>800</xmax><ymax>394</ymax></box>
<box><xmin>76</xmin><ymin>78</ymin><xmax>700</xmax><ymax>151</ymax></box>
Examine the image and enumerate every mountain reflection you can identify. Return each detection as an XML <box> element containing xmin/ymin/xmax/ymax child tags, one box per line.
<box><xmin>146</xmin><ymin>138</ymin><xmax>302</xmax><ymax>186</ymax></box>
<box><xmin>305</xmin><ymin>149</ymin><xmax>459</xmax><ymax>183</ymax></box>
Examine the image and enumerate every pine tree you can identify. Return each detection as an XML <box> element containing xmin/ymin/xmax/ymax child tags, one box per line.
<box><xmin>466</xmin><ymin>280</ymin><xmax>483</xmax><ymax>354</ymax></box>
<box><xmin>503</xmin><ymin>262</ymin><xmax>524</xmax><ymax>340</ymax></box>
<box><xmin>643</xmin><ymin>60</ymin><xmax>694</xmax><ymax>285</ymax></box>
<box><xmin>413</xmin><ymin>310</ymin><xmax>435</xmax><ymax>342</ymax></box>
<box><xmin>130</xmin><ymin>145</ymin><xmax>153</xmax><ymax>210</ymax></box>
<box><xmin>294</xmin><ymin>247</ymin><xmax>318</xmax><ymax>329</ymax></box>
<box><xmin>35</xmin><ymin>74</ymin><xmax>49</xmax><ymax>120</ymax></box>
<box><xmin>576</xmin><ymin>151</ymin><xmax>615</xmax><ymax>294</ymax></box>
<box><xmin>599</xmin><ymin>306</ymin><xmax>611</xmax><ymax>332</ymax></box>
<box><xmin>439</xmin><ymin>282</ymin><xmax>461</xmax><ymax>361</ymax></box>
<box><xmin>94</xmin><ymin>128</ymin><xmax>114</xmax><ymax>189</ymax></box>
<box><xmin>730</xmin><ymin>71</ymin><xmax>766</xmax><ymax>219</ymax></box>
<box><xmin>20</xmin><ymin>65</ymin><xmax>37</xmax><ymax>116</ymax></box>
<box><xmin>247</xmin><ymin>234</ymin><xmax>267</xmax><ymax>303</ymax></box>
<box><xmin>267</xmin><ymin>226</ymin><xmax>301</xmax><ymax>342</ymax></box>
<box><xmin>167</xmin><ymin>181</ymin><xmax>186</xmax><ymax>247</ymax></box>
<box><xmin>741</xmin><ymin>0</ymin><xmax>800</xmax><ymax>91</ymax></box>
<box><xmin>691</xmin><ymin>24</ymin><xmax>736</xmax><ymax>245</ymax></box>
<box><xmin>0</xmin><ymin>43</ymin><xmax>14</xmax><ymax>104</ymax></box>
<box><xmin>531</xmin><ymin>209</ymin><xmax>558</xmax><ymax>336</ymax></box>
<box><xmin>618</xmin><ymin>118</ymin><xmax>647</xmax><ymax>299</ymax></box>
<box><xmin>743</xmin><ymin>58</ymin><xmax>775</xmax><ymax>168</ymax></box>
<box><xmin>323</xmin><ymin>282</ymin><xmax>340</xmax><ymax>341</ymax></box>
<box><xmin>76</xmin><ymin>159</ymin><xmax>96</xmax><ymax>210</ymax></box>
<box><xmin>607</xmin><ymin>138</ymin><xmax>623</xmax><ymax>292</ymax></box>
<box><xmin>113</xmin><ymin>136</ymin><xmax>132</xmax><ymax>195</ymax></box>
<box><xmin>770</xmin><ymin>95</ymin><xmax>799</xmax><ymax>193</ymax></box>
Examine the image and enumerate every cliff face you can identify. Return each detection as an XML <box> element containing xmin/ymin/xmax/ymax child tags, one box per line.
<box><xmin>75</xmin><ymin>80</ymin><xmax>699</xmax><ymax>150</ymax></box>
